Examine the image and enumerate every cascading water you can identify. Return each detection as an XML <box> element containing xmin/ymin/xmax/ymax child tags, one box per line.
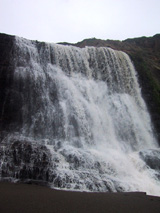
<box><xmin>0</xmin><ymin>36</ymin><xmax>160</xmax><ymax>195</ymax></box>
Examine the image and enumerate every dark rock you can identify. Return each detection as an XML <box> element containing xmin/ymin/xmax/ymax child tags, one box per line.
<box><xmin>0</xmin><ymin>139</ymin><xmax>53</xmax><ymax>183</ymax></box>
<box><xmin>0</xmin><ymin>33</ymin><xmax>23</xmax><ymax>132</ymax></box>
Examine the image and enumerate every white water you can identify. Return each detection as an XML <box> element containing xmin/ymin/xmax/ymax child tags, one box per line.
<box><xmin>4</xmin><ymin>37</ymin><xmax>160</xmax><ymax>195</ymax></box>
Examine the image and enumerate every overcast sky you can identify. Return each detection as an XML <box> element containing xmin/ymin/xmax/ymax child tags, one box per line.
<box><xmin>0</xmin><ymin>0</ymin><xmax>160</xmax><ymax>43</ymax></box>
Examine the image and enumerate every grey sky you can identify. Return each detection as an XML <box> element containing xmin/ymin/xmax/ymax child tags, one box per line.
<box><xmin>0</xmin><ymin>0</ymin><xmax>160</xmax><ymax>43</ymax></box>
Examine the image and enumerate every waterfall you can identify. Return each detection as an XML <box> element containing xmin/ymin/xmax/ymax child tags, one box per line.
<box><xmin>0</xmin><ymin>36</ymin><xmax>160</xmax><ymax>195</ymax></box>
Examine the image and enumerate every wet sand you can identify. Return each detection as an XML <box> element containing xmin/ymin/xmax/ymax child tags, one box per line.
<box><xmin>0</xmin><ymin>182</ymin><xmax>160</xmax><ymax>213</ymax></box>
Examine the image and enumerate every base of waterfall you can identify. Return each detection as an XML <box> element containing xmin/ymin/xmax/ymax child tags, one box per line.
<box><xmin>0</xmin><ymin>182</ymin><xmax>160</xmax><ymax>213</ymax></box>
<box><xmin>1</xmin><ymin>137</ymin><xmax>160</xmax><ymax>196</ymax></box>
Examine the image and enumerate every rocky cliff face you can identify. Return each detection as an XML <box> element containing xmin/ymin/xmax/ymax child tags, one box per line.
<box><xmin>0</xmin><ymin>34</ymin><xmax>17</xmax><ymax>136</ymax></box>
<box><xmin>60</xmin><ymin>34</ymin><xmax>160</xmax><ymax>142</ymax></box>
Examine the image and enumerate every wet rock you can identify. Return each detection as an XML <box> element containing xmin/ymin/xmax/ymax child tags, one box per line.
<box><xmin>0</xmin><ymin>139</ymin><xmax>53</xmax><ymax>183</ymax></box>
<box><xmin>139</xmin><ymin>149</ymin><xmax>160</xmax><ymax>171</ymax></box>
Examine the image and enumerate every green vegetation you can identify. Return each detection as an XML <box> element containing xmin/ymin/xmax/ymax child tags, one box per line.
<box><xmin>129</xmin><ymin>52</ymin><xmax>160</xmax><ymax>114</ymax></box>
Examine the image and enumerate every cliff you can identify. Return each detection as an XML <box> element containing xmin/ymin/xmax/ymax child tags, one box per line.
<box><xmin>60</xmin><ymin>34</ymin><xmax>160</xmax><ymax>142</ymax></box>
<box><xmin>0</xmin><ymin>33</ymin><xmax>16</xmax><ymax>135</ymax></box>
<box><xmin>0</xmin><ymin>33</ymin><xmax>160</xmax><ymax>142</ymax></box>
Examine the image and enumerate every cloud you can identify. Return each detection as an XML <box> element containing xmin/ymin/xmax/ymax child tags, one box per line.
<box><xmin>0</xmin><ymin>0</ymin><xmax>160</xmax><ymax>43</ymax></box>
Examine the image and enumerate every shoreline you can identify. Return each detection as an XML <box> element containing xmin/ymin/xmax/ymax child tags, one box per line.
<box><xmin>0</xmin><ymin>182</ymin><xmax>160</xmax><ymax>213</ymax></box>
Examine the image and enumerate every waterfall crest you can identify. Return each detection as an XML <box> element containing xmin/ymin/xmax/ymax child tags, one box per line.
<box><xmin>0</xmin><ymin>36</ymin><xmax>160</xmax><ymax>195</ymax></box>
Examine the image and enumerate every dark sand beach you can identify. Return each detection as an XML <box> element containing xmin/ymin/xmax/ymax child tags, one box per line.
<box><xmin>0</xmin><ymin>182</ymin><xmax>160</xmax><ymax>213</ymax></box>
